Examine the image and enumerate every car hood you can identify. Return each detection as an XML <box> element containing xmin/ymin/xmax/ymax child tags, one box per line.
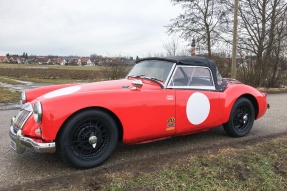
<box><xmin>39</xmin><ymin>78</ymin><xmax>161</xmax><ymax>100</ymax></box>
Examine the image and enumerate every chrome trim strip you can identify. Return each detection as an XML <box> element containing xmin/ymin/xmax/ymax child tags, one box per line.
<box><xmin>164</xmin><ymin>63</ymin><xmax>176</xmax><ymax>88</ymax></box>
<box><xmin>168</xmin><ymin>86</ymin><xmax>216</xmax><ymax>90</ymax></box>
<box><xmin>20</xmin><ymin>91</ymin><xmax>27</xmax><ymax>106</ymax></box>
<box><xmin>12</xmin><ymin>103</ymin><xmax>33</xmax><ymax>130</ymax></box>
<box><xmin>14</xmin><ymin>110</ymin><xmax>32</xmax><ymax>130</ymax></box>
<box><xmin>9</xmin><ymin>126</ymin><xmax>56</xmax><ymax>154</ymax></box>
<box><xmin>21</xmin><ymin>102</ymin><xmax>33</xmax><ymax>111</ymax></box>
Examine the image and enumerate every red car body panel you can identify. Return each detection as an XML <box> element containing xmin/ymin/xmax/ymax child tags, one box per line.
<box><xmin>175</xmin><ymin>90</ymin><xmax>224</xmax><ymax>135</ymax></box>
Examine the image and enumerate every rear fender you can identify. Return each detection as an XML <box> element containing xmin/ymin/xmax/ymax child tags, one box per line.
<box><xmin>222</xmin><ymin>84</ymin><xmax>266</xmax><ymax>123</ymax></box>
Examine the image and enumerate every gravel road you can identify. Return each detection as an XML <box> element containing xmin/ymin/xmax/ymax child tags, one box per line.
<box><xmin>0</xmin><ymin>93</ymin><xmax>286</xmax><ymax>190</ymax></box>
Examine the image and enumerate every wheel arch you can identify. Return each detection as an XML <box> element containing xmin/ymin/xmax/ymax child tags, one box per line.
<box><xmin>56</xmin><ymin>106</ymin><xmax>123</xmax><ymax>143</ymax></box>
<box><xmin>238</xmin><ymin>94</ymin><xmax>259</xmax><ymax>119</ymax></box>
<box><xmin>223</xmin><ymin>94</ymin><xmax>256</xmax><ymax>137</ymax></box>
<box><xmin>223</xmin><ymin>93</ymin><xmax>259</xmax><ymax>124</ymax></box>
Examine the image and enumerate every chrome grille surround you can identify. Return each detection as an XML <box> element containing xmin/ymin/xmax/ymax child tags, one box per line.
<box><xmin>12</xmin><ymin>103</ymin><xmax>33</xmax><ymax>131</ymax></box>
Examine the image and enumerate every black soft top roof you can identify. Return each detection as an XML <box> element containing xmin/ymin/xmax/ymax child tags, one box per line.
<box><xmin>137</xmin><ymin>56</ymin><xmax>212</xmax><ymax>67</ymax></box>
<box><xmin>136</xmin><ymin>56</ymin><xmax>227</xmax><ymax>91</ymax></box>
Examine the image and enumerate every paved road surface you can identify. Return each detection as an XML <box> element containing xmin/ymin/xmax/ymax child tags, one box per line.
<box><xmin>0</xmin><ymin>93</ymin><xmax>286</xmax><ymax>190</ymax></box>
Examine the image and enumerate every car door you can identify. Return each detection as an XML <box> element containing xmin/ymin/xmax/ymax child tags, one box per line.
<box><xmin>119</xmin><ymin>59</ymin><xmax>177</xmax><ymax>144</ymax></box>
<box><xmin>116</xmin><ymin>88</ymin><xmax>176</xmax><ymax>144</ymax></box>
<box><xmin>167</xmin><ymin>65</ymin><xmax>223</xmax><ymax>135</ymax></box>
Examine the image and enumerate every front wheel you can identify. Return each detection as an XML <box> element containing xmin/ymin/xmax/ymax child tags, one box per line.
<box><xmin>223</xmin><ymin>98</ymin><xmax>255</xmax><ymax>137</ymax></box>
<box><xmin>57</xmin><ymin>110</ymin><xmax>118</xmax><ymax>169</ymax></box>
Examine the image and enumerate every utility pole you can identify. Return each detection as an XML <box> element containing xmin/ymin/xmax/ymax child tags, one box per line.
<box><xmin>191</xmin><ymin>38</ymin><xmax>196</xmax><ymax>56</ymax></box>
<box><xmin>231</xmin><ymin>0</ymin><xmax>239</xmax><ymax>79</ymax></box>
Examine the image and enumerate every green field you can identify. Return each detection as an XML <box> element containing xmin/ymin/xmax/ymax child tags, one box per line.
<box><xmin>0</xmin><ymin>63</ymin><xmax>131</xmax><ymax>103</ymax></box>
<box><xmin>0</xmin><ymin>63</ymin><xmax>102</xmax><ymax>71</ymax></box>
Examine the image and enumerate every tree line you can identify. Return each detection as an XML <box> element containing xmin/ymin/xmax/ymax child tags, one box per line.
<box><xmin>166</xmin><ymin>0</ymin><xmax>287</xmax><ymax>88</ymax></box>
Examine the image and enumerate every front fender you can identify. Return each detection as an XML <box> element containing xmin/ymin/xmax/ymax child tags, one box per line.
<box><xmin>34</xmin><ymin>90</ymin><xmax>130</xmax><ymax>141</ymax></box>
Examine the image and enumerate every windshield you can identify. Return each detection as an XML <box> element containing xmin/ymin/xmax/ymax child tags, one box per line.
<box><xmin>127</xmin><ymin>60</ymin><xmax>174</xmax><ymax>85</ymax></box>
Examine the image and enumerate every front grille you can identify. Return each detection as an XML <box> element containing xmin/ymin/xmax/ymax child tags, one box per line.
<box><xmin>13</xmin><ymin>109</ymin><xmax>32</xmax><ymax>131</ymax></box>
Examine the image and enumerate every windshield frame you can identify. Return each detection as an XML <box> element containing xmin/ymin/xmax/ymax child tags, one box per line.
<box><xmin>127</xmin><ymin>60</ymin><xmax>176</xmax><ymax>88</ymax></box>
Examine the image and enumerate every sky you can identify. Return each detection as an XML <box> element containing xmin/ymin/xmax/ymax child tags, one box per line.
<box><xmin>0</xmin><ymin>0</ymin><xmax>183</xmax><ymax>58</ymax></box>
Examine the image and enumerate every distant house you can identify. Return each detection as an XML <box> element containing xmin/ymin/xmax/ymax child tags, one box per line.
<box><xmin>78</xmin><ymin>58</ymin><xmax>93</xmax><ymax>66</ymax></box>
<box><xmin>28</xmin><ymin>56</ymin><xmax>38</xmax><ymax>64</ymax></box>
<box><xmin>91</xmin><ymin>57</ymin><xmax>105</xmax><ymax>66</ymax></box>
<box><xmin>67</xmin><ymin>58</ymin><xmax>79</xmax><ymax>66</ymax></box>
<box><xmin>37</xmin><ymin>57</ymin><xmax>51</xmax><ymax>65</ymax></box>
<box><xmin>0</xmin><ymin>56</ymin><xmax>8</xmax><ymax>63</ymax></box>
<box><xmin>52</xmin><ymin>58</ymin><xmax>67</xmax><ymax>66</ymax></box>
<box><xmin>52</xmin><ymin>58</ymin><xmax>58</xmax><ymax>65</ymax></box>
<box><xmin>243</xmin><ymin>56</ymin><xmax>257</xmax><ymax>68</ymax></box>
<box><xmin>7</xmin><ymin>56</ymin><xmax>20</xmax><ymax>64</ymax></box>
<box><xmin>15</xmin><ymin>57</ymin><xmax>28</xmax><ymax>64</ymax></box>
<box><xmin>58</xmin><ymin>58</ymin><xmax>67</xmax><ymax>66</ymax></box>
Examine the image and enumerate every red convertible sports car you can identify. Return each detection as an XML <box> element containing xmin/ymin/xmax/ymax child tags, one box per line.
<box><xmin>9</xmin><ymin>56</ymin><xmax>269</xmax><ymax>169</ymax></box>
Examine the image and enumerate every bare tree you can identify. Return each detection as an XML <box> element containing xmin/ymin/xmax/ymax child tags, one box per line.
<box><xmin>236</xmin><ymin>0</ymin><xmax>287</xmax><ymax>87</ymax></box>
<box><xmin>162</xmin><ymin>35</ymin><xmax>180</xmax><ymax>56</ymax></box>
<box><xmin>166</xmin><ymin>0</ymin><xmax>230</xmax><ymax>58</ymax></box>
<box><xmin>102</xmin><ymin>58</ymin><xmax>131</xmax><ymax>80</ymax></box>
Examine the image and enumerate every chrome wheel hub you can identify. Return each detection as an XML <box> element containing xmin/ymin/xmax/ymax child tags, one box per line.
<box><xmin>89</xmin><ymin>134</ymin><xmax>98</xmax><ymax>148</ymax></box>
<box><xmin>243</xmin><ymin>114</ymin><xmax>248</xmax><ymax>124</ymax></box>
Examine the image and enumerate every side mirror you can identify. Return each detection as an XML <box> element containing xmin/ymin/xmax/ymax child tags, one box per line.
<box><xmin>131</xmin><ymin>80</ymin><xmax>143</xmax><ymax>90</ymax></box>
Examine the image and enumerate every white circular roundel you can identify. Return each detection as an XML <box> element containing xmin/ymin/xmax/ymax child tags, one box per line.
<box><xmin>186</xmin><ymin>92</ymin><xmax>210</xmax><ymax>125</ymax></box>
<box><xmin>44</xmin><ymin>86</ymin><xmax>81</xmax><ymax>99</ymax></box>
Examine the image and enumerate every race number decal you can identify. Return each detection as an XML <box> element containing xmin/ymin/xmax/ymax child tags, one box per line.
<box><xmin>186</xmin><ymin>92</ymin><xmax>210</xmax><ymax>125</ymax></box>
<box><xmin>44</xmin><ymin>86</ymin><xmax>81</xmax><ymax>99</ymax></box>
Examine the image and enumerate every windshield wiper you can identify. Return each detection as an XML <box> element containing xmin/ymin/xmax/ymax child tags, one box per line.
<box><xmin>127</xmin><ymin>75</ymin><xmax>145</xmax><ymax>79</ymax></box>
<box><xmin>142</xmin><ymin>76</ymin><xmax>164</xmax><ymax>88</ymax></box>
<box><xmin>142</xmin><ymin>76</ymin><xmax>162</xmax><ymax>82</ymax></box>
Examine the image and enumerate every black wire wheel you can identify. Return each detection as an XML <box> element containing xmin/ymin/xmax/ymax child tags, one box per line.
<box><xmin>57</xmin><ymin>110</ymin><xmax>118</xmax><ymax>169</ymax></box>
<box><xmin>223</xmin><ymin>97</ymin><xmax>255</xmax><ymax>137</ymax></box>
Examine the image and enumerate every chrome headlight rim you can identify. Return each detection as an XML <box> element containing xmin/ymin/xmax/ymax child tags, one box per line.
<box><xmin>33</xmin><ymin>101</ymin><xmax>42</xmax><ymax>124</ymax></box>
<box><xmin>20</xmin><ymin>91</ymin><xmax>26</xmax><ymax>105</ymax></box>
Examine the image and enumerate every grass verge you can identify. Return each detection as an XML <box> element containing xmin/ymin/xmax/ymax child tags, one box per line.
<box><xmin>98</xmin><ymin>136</ymin><xmax>287</xmax><ymax>191</ymax></box>
<box><xmin>0</xmin><ymin>76</ymin><xmax>25</xmax><ymax>85</ymax></box>
<box><xmin>257</xmin><ymin>87</ymin><xmax>287</xmax><ymax>93</ymax></box>
<box><xmin>0</xmin><ymin>87</ymin><xmax>20</xmax><ymax>103</ymax></box>
<box><xmin>15</xmin><ymin>77</ymin><xmax>90</xmax><ymax>84</ymax></box>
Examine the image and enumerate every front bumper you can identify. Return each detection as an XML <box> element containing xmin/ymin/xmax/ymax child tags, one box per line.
<box><xmin>9</xmin><ymin>126</ymin><xmax>56</xmax><ymax>154</ymax></box>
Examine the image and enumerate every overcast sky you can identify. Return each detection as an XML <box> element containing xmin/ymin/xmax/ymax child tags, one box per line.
<box><xmin>0</xmin><ymin>0</ymin><xmax>183</xmax><ymax>58</ymax></box>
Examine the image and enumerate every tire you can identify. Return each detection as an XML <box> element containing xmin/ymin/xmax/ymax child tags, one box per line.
<box><xmin>223</xmin><ymin>97</ymin><xmax>255</xmax><ymax>137</ymax></box>
<box><xmin>57</xmin><ymin>110</ymin><xmax>118</xmax><ymax>169</ymax></box>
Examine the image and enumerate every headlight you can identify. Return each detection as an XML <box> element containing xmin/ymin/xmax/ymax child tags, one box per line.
<box><xmin>33</xmin><ymin>101</ymin><xmax>42</xmax><ymax>124</ymax></box>
<box><xmin>20</xmin><ymin>91</ymin><xmax>26</xmax><ymax>105</ymax></box>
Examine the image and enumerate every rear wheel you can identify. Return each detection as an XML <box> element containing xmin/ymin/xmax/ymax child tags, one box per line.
<box><xmin>57</xmin><ymin>110</ymin><xmax>118</xmax><ymax>169</ymax></box>
<box><xmin>223</xmin><ymin>98</ymin><xmax>255</xmax><ymax>137</ymax></box>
